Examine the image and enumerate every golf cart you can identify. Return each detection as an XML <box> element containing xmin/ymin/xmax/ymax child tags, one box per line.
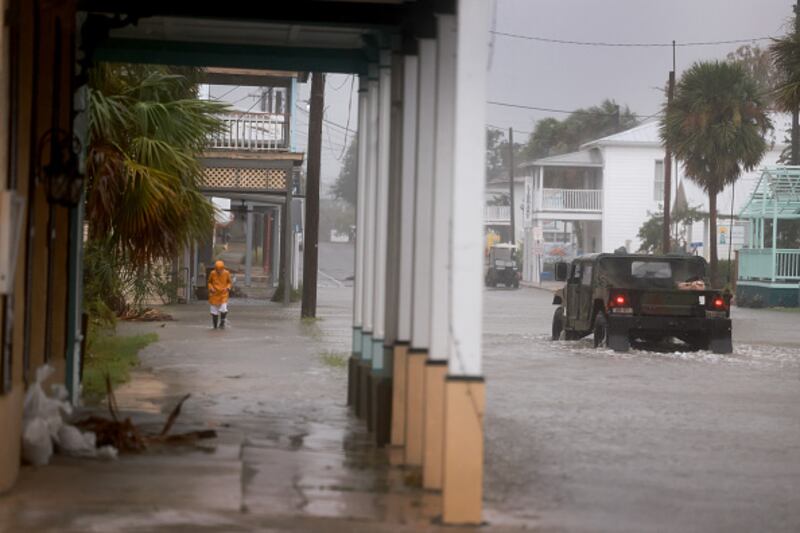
<box><xmin>485</xmin><ymin>243</ymin><xmax>520</xmax><ymax>288</ymax></box>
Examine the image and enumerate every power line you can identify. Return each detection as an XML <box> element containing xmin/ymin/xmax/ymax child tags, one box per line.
<box><xmin>488</xmin><ymin>124</ymin><xmax>533</xmax><ymax>136</ymax></box>
<box><xmin>490</xmin><ymin>30</ymin><xmax>774</xmax><ymax>48</ymax></box>
<box><xmin>328</xmin><ymin>74</ymin><xmax>353</xmax><ymax>91</ymax></box>
<box><xmin>296</xmin><ymin>103</ymin><xmax>355</xmax><ymax>135</ymax></box>
<box><xmin>487</xmin><ymin>100</ymin><xmax>660</xmax><ymax>119</ymax></box>
<box><xmin>209</xmin><ymin>85</ymin><xmax>241</xmax><ymax>101</ymax></box>
<box><xmin>338</xmin><ymin>76</ymin><xmax>357</xmax><ymax>158</ymax></box>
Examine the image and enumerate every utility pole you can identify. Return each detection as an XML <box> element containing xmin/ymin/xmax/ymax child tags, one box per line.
<box><xmin>301</xmin><ymin>72</ymin><xmax>325</xmax><ymax>317</ymax></box>
<box><xmin>508</xmin><ymin>127</ymin><xmax>516</xmax><ymax>245</ymax></box>
<box><xmin>793</xmin><ymin>0</ymin><xmax>800</xmax><ymax>164</ymax></box>
<box><xmin>662</xmin><ymin>41</ymin><xmax>675</xmax><ymax>254</ymax></box>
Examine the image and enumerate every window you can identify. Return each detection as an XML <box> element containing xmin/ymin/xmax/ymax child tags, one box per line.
<box><xmin>631</xmin><ymin>261</ymin><xmax>671</xmax><ymax>279</ymax></box>
<box><xmin>654</xmin><ymin>160</ymin><xmax>665</xmax><ymax>202</ymax></box>
<box><xmin>581</xmin><ymin>265</ymin><xmax>593</xmax><ymax>286</ymax></box>
<box><xmin>571</xmin><ymin>263</ymin><xmax>582</xmax><ymax>281</ymax></box>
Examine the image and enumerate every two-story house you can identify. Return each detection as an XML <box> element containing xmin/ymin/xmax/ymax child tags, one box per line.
<box><xmin>517</xmin><ymin>117</ymin><xmax>788</xmax><ymax>282</ymax></box>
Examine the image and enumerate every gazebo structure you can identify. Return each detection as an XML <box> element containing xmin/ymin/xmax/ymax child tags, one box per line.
<box><xmin>737</xmin><ymin>166</ymin><xmax>800</xmax><ymax>307</ymax></box>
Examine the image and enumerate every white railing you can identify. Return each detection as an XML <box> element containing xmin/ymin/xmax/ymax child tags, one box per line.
<box><xmin>537</xmin><ymin>188</ymin><xmax>602</xmax><ymax>211</ymax></box>
<box><xmin>209</xmin><ymin>112</ymin><xmax>288</xmax><ymax>151</ymax></box>
<box><xmin>484</xmin><ymin>205</ymin><xmax>511</xmax><ymax>223</ymax></box>
<box><xmin>739</xmin><ymin>248</ymin><xmax>800</xmax><ymax>280</ymax></box>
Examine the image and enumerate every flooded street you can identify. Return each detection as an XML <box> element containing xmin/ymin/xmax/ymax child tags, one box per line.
<box><xmin>2</xmin><ymin>255</ymin><xmax>799</xmax><ymax>532</ymax></box>
<box><xmin>483</xmin><ymin>287</ymin><xmax>800</xmax><ymax>532</ymax></box>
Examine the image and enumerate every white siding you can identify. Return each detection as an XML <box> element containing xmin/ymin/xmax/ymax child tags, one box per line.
<box><xmin>601</xmin><ymin>145</ymin><xmax>665</xmax><ymax>252</ymax></box>
<box><xmin>600</xmin><ymin>145</ymin><xmax>784</xmax><ymax>254</ymax></box>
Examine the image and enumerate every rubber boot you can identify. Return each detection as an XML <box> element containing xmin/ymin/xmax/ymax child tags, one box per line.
<box><xmin>220</xmin><ymin>312</ymin><xmax>227</xmax><ymax>329</ymax></box>
<box><xmin>212</xmin><ymin>314</ymin><xmax>219</xmax><ymax>329</ymax></box>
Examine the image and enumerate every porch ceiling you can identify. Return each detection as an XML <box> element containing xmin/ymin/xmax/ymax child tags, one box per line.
<box><xmin>79</xmin><ymin>1</ymin><xmax>436</xmax><ymax>74</ymax></box>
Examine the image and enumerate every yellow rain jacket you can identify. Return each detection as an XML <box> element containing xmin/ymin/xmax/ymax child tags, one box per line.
<box><xmin>208</xmin><ymin>268</ymin><xmax>232</xmax><ymax>306</ymax></box>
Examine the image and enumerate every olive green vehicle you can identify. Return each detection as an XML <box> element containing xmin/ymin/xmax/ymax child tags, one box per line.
<box><xmin>551</xmin><ymin>253</ymin><xmax>733</xmax><ymax>353</ymax></box>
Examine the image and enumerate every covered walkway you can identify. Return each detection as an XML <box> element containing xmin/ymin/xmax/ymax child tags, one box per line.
<box><xmin>0</xmin><ymin>0</ymin><xmax>492</xmax><ymax>526</ymax></box>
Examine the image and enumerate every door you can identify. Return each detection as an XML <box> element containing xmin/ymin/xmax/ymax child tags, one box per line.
<box><xmin>577</xmin><ymin>263</ymin><xmax>594</xmax><ymax>330</ymax></box>
<box><xmin>566</xmin><ymin>262</ymin><xmax>582</xmax><ymax>322</ymax></box>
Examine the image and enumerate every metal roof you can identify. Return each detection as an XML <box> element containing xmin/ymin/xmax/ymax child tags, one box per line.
<box><xmin>740</xmin><ymin>166</ymin><xmax>800</xmax><ymax>220</ymax></box>
<box><xmin>519</xmin><ymin>148</ymin><xmax>603</xmax><ymax>169</ymax></box>
<box><xmin>580</xmin><ymin>113</ymin><xmax>791</xmax><ymax>150</ymax></box>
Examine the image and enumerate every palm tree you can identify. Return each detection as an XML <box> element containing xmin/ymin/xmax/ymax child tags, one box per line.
<box><xmin>770</xmin><ymin>22</ymin><xmax>800</xmax><ymax>163</ymax></box>
<box><xmin>86</xmin><ymin>64</ymin><xmax>228</xmax><ymax>266</ymax></box>
<box><xmin>660</xmin><ymin>61</ymin><xmax>771</xmax><ymax>286</ymax></box>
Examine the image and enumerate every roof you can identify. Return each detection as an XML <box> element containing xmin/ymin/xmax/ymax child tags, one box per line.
<box><xmin>581</xmin><ymin>121</ymin><xmax>661</xmax><ymax>149</ymax></box>
<box><xmin>740</xmin><ymin>165</ymin><xmax>800</xmax><ymax>219</ymax></box>
<box><xmin>575</xmin><ymin>252</ymin><xmax>707</xmax><ymax>263</ymax></box>
<box><xmin>580</xmin><ymin>113</ymin><xmax>791</xmax><ymax>150</ymax></box>
<box><xmin>519</xmin><ymin>148</ymin><xmax>603</xmax><ymax>169</ymax></box>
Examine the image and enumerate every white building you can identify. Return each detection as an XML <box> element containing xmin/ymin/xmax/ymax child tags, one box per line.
<box><xmin>517</xmin><ymin>117</ymin><xmax>788</xmax><ymax>282</ymax></box>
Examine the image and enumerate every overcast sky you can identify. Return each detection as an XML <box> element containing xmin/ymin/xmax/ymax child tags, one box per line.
<box><xmin>255</xmin><ymin>0</ymin><xmax>794</xmax><ymax>195</ymax></box>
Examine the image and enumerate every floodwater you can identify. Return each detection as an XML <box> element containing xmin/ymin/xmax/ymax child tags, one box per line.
<box><xmin>1</xmin><ymin>243</ymin><xmax>798</xmax><ymax>532</ymax></box>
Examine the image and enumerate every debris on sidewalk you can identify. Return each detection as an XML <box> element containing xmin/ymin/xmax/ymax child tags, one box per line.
<box><xmin>119</xmin><ymin>307</ymin><xmax>174</xmax><ymax>322</ymax></box>
<box><xmin>75</xmin><ymin>377</ymin><xmax>217</xmax><ymax>453</ymax></box>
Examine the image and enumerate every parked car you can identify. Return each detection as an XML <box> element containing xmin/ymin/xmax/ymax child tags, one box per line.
<box><xmin>485</xmin><ymin>243</ymin><xmax>520</xmax><ymax>288</ymax></box>
<box><xmin>551</xmin><ymin>252</ymin><xmax>732</xmax><ymax>353</ymax></box>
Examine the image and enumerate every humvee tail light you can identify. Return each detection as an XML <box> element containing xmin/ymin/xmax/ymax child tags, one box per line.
<box><xmin>609</xmin><ymin>293</ymin><xmax>628</xmax><ymax>307</ymax></box>
<box><xmin>608</xmin><ymin>293</ymin><xmax>633</xmax><ymax>314</ymax></box>
<box><xmin>713</xmin><ymin>297</ymin><xmax>725</xmax><ymax>309</ymax></box>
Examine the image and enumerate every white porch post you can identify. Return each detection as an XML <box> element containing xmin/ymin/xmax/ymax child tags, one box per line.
<box><xmin>424</xmin><ymin>11</ymin><xmax>456</xmax><ymax>491</ymax></box>
<box><xmin>349</xmin><ymin>78</ymin><xmax>369</xmax><ymax>410</ymax></box>
<box><xmin>245</xmin><ymin>205</ymin><xmax>253</xmax><ymax>286</ymax></box>
<box><xmin>405</xmin><ymin>37</ymin><xmax>437</xmax><ymax>467</ymax></box>
<box><xmin>358</xmin><ymin>65</ymin><xmax>379</xmax><ymax>423</ymax></box>
<box><xmin>374</xmin><ymin>52</ymin><xmax>405</xmax><ymax>446</ymax></box>
<box><xmin>442</xmin><ymin>0</ymin><xmax>489</xmax><ymax>525</ymax></box>
<box><xmin>371</xmin><ymin>49</ymin><xmax>392</xmax><ymax>372</ymax></box>
<box><xmin>391</xmin><ymin>52</ymin><xmax>419</xmax><ymax>448</ymax></box>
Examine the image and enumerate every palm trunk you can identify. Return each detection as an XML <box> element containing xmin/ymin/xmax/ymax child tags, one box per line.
<box><xmin>708</xmin><ymin>189</ymin><xmax>718</xmax><ymax>287</ymax></box>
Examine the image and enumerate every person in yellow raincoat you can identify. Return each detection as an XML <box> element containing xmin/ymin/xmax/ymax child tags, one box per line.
<box><xmin>208</xmin><ymin>260</ymin><xmax>232</xmax><ymax>329</ymax></box>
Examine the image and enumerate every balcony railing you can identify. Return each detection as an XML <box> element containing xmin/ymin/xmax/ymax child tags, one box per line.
<box><xmin>739</xmin><ymin>248</ymin><xmax>800</xmax><ymax>281</ymax></box>
<box><xmin>209</xmin><ymin>112</ymin><xmax>289</xmax><ymax>152</ymax></box>
<box><xmin>484</xmin><ymin>205</ymin><xmax>510</xmax><ymax>223</ymax></box>
<box><xmin>536</xmin><ymin>188</ymin><xmax>602</xmax><ymax>212</ymax></box>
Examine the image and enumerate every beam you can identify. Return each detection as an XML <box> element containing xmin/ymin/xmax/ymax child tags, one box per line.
<box><xmin>350</xmin><ymin>79</ymin><xmax>369</xmax><ymax>410</ymax></box>
<box><xmin>424</xmin><ymin>12</ymin><xmax>456</xmax><ymax>491</ymax></box>
<box><xmin>93</xmin><ymin>39</ymin><xmax>370</xmax><ymax>75</ymax></box>
<box><xmin>390</xmin><ymin>52</ymin><xmax>418</xmax><ymax>449</ymax></box>
<box><xmin>442</xmin><ymin>0</ymin><xmax>490</xmax><ymax>525</ymax></box>
<box><xmin>405</xmin><ymin>37</ymin><xmax>437</xmax><ymax>468</ymax></box>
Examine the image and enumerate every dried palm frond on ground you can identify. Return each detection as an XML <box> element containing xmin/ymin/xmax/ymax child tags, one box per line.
<box><xmin>119</xmin><ymin>307</ymin><xmax>174</xmax><ymax>322</ymax></box>
<box><xmin>76</xmin><ymin>376</ymin><xmax>215</xmax><ymax>453</ymax></box>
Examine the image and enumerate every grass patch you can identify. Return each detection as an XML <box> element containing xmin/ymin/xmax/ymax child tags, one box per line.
<box><xmin>772</xmin><ymin>307</ymin><xmax>800</xmax><ymax>313</ymax></box>
<box><xmin>320</xmin><ymin>350</ymin><xmax>348</xmax><ymax>369</ymax></box>
<box><xmin>82</xmin><ymin>330</ymin><xmax>158</xmax><ymax>401</ymax></box>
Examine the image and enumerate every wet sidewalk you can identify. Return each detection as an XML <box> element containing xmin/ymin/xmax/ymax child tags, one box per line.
<box><xmin>0</xmin><ymin>290</ymin><xmax>528</xmax><ymax>532</ymax></box>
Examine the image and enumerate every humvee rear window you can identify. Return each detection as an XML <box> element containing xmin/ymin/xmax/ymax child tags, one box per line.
<box><xmin>494</xmin><ymin>248</ymin><xmax>512</xmax><ymax>261</ymax></box>
<box><xmin>631</xmin><ymin>261</ymin><xmax>671</xmax><ymax>279</ymax></box>
<box><xmin>598</xmin><ymin>257</ymin><xmax>706</xmax><ymax>288</ymax></box>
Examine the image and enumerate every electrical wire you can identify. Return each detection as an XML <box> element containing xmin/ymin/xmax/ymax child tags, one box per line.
<box><xmin>490</xmin><ymin>30</ymin><xmax>774</xmax><ymax>48</ymax></box>
<box><xmin>328</xmin><ymin>74</ymin><xmax>353</xmax><ymax>91</ymax></box>
<box><xmin>338</xmin><ymin>76</ymin><xmax>357</xmax><ymax>159</ymax></box>
<box><xmin>208</xmin><ymin>85</ymin><xmax>241</xmax><ymax>101</ymax></box>
<box><xmin>488</xmin><ymin>100</ymin><xmax>661</xmax><ymax>119</ymax></box>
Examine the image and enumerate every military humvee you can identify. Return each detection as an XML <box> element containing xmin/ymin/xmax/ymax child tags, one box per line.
<box><xmin>485</xmin><ymin>243</ymin><xmax>520</xmax><ymax>288</ymax></box>
<box><xmin>551</xmin><ymin>253</ymin><xmax>732</xmax><ymax>353</ymax></box>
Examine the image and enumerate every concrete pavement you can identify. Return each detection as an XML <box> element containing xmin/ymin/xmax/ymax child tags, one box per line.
<box><xmin>1</xmin><ymin>278</ymin><xmax>799</xmax><ymax>532</ymax></box>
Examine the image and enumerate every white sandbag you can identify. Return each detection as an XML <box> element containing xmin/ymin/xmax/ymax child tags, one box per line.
<box><xmin>56</xmin><ymin>424</ymin><xmax>97</xmax><ymax>457</ymax></box>
<box><xmin>22</xmin><ymin>418</ymin><xmax>53</xmax><ymax>466</ymax></box>
<box><xmin>97</xmin><ymin>445</ymin><xmax>119</xmax><ymax>460</ymax></box>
